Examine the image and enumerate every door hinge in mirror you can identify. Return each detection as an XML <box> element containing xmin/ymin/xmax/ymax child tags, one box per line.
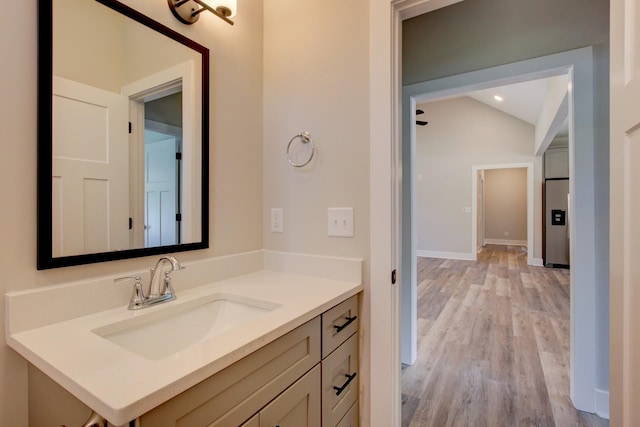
<box><xmin>128</xmin><ymin>122</ymin><xmax>132</xmax><ymax>134</ymax></box>
<box><xmin>128</xmin><ymin>217</ymin><xmax>133</xmax><ymax>230</ymax></box>
<box><xmin>391</xmin><ymin>269</ymin><xmax>397</xmax><ymax>284</ymax></box>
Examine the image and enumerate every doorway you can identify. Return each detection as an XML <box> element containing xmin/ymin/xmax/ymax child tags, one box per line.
<box><xmin>367</xmin><ymin>2</ymin><xmax>607</xmax><ymax>424</ymax></box>
<box><xmin>121</xmin><ymin>60</ymin><xmax>198</xmax><ymax>249</ymax></box>
<box><xmin>400</xmin><ymin>47</ymin><xmax>601</xmax><ymax>416</ymax></box>
<box><xmin>475</xmin><ymin>166</ymin><xmax>531</xmax><ymax>253</ymax></box>
<box><xmin>143</xmin><ymin>92</ymin><xmax>184</xmax><ymax>248</ymax></box>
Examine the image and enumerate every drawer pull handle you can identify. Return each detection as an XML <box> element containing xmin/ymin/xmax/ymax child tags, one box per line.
<box><xmin>333</xmin><ymin>372</ymin><xmax>357</xmax><ymax>396</ymax></box>
<box><xmin>334</xmin><ymin>315</ymin><xmax>357</xmax><ymax>333</ymax></box>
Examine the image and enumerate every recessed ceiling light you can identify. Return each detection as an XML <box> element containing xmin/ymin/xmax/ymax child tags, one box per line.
<box><xmin>494</xmin><ymin>95</ymin><xmax>503</xmax><ymax>102</ymax></box>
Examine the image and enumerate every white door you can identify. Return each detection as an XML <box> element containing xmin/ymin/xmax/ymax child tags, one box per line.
<box><xmin>611</xmin><ymin>1</ymin><xmax>640</xmax><ymax>425</ymax></box>
<box><xmin>144</xmin><ymin>133</ymin><xmax>178</xmax><ymax>247</ymax></box>
<box><xmin>52</xmin><ymin>76</ymin><xmax>129</xmax><ymax>257</ymax></box>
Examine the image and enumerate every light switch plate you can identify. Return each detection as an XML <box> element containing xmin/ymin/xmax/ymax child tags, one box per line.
<box><xmin>271</xmin><ymin>208</ymin><xmax>283</xmax><ymax>233</ymax></box>
<box><xmin>328</xmin><ymin>207</ymin><xmax>354</xmax><ymax>237</ymax></box>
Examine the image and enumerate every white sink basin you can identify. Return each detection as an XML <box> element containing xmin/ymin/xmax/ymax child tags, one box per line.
<box><xmin>92</xmin><ymin>293</ymin><xmax>280</xmax><ymax>360</ymax></box>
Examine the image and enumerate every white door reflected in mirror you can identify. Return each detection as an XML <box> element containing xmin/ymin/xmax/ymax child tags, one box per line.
<box><xmin>52</xmin><ymin>76</ymin><xmax>130</xmax><ymax>257</ymax></box>
<box><xmin>145</xmin><ymin>130</ymin><xmax>180</xmax><ymax>248</ymax></box>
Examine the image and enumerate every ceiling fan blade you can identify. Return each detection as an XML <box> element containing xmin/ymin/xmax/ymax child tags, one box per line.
<box><xmin>416</xmin><ymin>120</ymin><xmax>429</xmax><ymax>126</ymax></box>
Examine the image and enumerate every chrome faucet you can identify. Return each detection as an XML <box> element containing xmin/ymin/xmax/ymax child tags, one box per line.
<box><xmin>115</xmin><ymin>256</ymin><xmax>185</xmax><ymax>310</ymax></box>
<box><xmin>149</xmin><ymin>256</ymin><xmax>184</xmax><ymax>298</ymax></box>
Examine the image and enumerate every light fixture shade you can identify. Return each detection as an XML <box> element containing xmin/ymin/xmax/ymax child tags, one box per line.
<box><xmin>202</xmin><ymin>0</ymin><xmax>237</xmax><ymax>18</ymax></box>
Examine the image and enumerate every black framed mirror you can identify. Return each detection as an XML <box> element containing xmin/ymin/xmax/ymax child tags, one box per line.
<box><xmin>38</xmin><ymin>0</ymin><xmax>209</xmax><ymax>269</ymax></box>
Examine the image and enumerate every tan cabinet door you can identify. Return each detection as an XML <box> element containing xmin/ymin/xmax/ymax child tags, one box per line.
<box><xmin>260</xmin><ymin>365</ymin><xmax>321</xmax><ymax>427</ymax></box>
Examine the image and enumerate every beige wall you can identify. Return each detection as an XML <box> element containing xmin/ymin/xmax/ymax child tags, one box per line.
<box><xmin>53</xmin><ymin>0</ymin><xmax>125</xmax><ymax>91</ymax></box>
<box><xmin>262</xmin><ymin>0</ymin><xmax>370</xmax><ymax>261</ymax></box>
<box><xmin>415</xmin><ymin>97</ymin><xmax>537</xmax><ymax>256</ymax></box>
<box><xmin>0</xmin><ymin>0</ymin><xmax>264</xmax><ymax>424</ymax></box>
<box><xmin>262</xmin><ymin>4</ymin><xmax>371</xmax><ymax>421</ymax></box>
<box><xmin>483</xmin><ymin>168</ymin><xmax>527</xmax><ymax>243</ymax></box>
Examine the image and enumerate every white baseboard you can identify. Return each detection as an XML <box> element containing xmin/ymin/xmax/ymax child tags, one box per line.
<box><xmin>416</xmin><ymin>250</ymin><xmax>476</xmax><ymax>261</ymax></box>
<box><xmin>484</xmin><ymin>238</ymin><xmax>527</xmax><ymax>246</ymax></box>
<box><xmin>531</xmin><ymin>258</ymin><xmax>544</xmax><ymax>267</ymax></box>
<box><xmin>595</xmin><ymin>389</ymin><xmax>610</xmax><ymax>420</ymax></box>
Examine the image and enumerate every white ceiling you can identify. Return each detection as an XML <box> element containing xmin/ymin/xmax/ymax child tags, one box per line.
<box><xmin>468</xmin><ymin>78</ymin><xmax>549</xmax><ymax>125</ymax></box>
<box><xmin>466</xmin><ymin>75</ymin><xmax>569</xmax><ymax>138</ymax></box>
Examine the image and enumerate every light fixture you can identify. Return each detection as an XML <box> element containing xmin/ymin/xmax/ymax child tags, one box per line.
<box><xmin>168</xmin><ymin>0</ymin><xmax>236</xmax><ymax>25</ymax></box>
<box><xmin>494</xmin><ymin>95</ymin><xmax>503</xmax><ymax>102</ymax></box>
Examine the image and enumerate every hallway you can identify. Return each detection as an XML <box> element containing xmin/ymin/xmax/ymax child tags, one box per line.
<box><xmin>401</xmin><ymin>245</ymin><xmax>608</xmax><ymax>427</ymax></box>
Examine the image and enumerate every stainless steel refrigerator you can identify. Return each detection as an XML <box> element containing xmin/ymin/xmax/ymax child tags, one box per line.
<box><xmin>545</xmin><ymin>178</ymin><xmax>570</xmax><ymax>267</ymax></box>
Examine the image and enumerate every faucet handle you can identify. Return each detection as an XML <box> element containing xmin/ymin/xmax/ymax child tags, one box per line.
<box><xmin>114</xmin><ymin>276</ymin><xmax>146</xmax><ymax>310</ymax></box>
<box><xmin>160</xmin><ymin>271</ymin><xmax>176</xmax><ymax>297</ymax></box>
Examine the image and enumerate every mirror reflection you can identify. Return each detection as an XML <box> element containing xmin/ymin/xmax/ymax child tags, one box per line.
<box><xmin>39</xmin><ymin>0</ymin><xmax>209</xmax><ymax>268</ymax></box>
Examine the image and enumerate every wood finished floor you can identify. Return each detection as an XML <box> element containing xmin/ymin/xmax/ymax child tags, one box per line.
<box><xmin>401</xmin><ymin>245</ymin><xmax>608</xmax><ymax>427</ymax></box>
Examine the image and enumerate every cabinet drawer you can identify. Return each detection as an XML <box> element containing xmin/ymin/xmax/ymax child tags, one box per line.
<box><xmin>140</xmin><ymin>317</ymin><xmax>320</xmax><ymax>427</ymax></box>
<box><xmin>322</xmin><ymin>333</ymin><xmax>359</xmax><ymax>427</ymax></box>
<box><xmin>322</xmin><ymin>295</ymin><xmax>358</xmax><ymax>358</ymax></box>
<box><xmin>260</xmin><ymin>364</ymin><xmax>321</xmax><ymax>427</ymax></box>
<box><xmin>336</xmin><ymin>402</ymin><xmax>359</xmax><ymax>427</ymax></box>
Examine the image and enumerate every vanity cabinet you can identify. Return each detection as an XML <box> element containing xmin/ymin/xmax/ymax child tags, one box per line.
<box><xmin>321</xmin><ymin>296</ymin><xmax>359</xmax><ymax>427</ymax></box>
<box><xmin>139</xmin><ymin>294</ymin><xmax>359</xmax><ymax>427</ymax></box>
<box><xmin>252</xmin><ymin>365</ymin><xmax>321</xmax><ymax>427</ymax></box>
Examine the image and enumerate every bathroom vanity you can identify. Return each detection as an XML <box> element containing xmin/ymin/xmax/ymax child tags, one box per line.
<box><xmin>140</xmin><ymin>295</ymin><xmax>359</xmax><ymax>427</ymax></box>
<box><xmin>5</xmin><ymin>254</ymin><xmax>363</xmax><ymax>426</ymax></box>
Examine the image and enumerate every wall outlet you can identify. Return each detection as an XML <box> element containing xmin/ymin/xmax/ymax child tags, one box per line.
<box><xmin>328</xmin><ymin>207</ymin><xmax>354</xmax><ymax>237</ymax></box>
<box><xmin>271</xmin><ymin>208</ymin><xmax>283</xmax><ymax>233</ymax></box>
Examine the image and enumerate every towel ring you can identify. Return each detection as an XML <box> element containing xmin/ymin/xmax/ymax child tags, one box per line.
<box><xmin>286</xmin><ymin>131</ymin><xmax>315</xmax><ymax>167</ymax></box>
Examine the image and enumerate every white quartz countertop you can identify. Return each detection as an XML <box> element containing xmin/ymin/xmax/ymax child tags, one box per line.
<box><xmin>6</xmin><ymin>270</ymin><xmax>362</xmax><ymax>426</ymax></box>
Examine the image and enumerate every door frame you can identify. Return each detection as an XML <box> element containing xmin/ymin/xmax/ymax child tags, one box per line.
<box><xmin>369</xmin><ymin>2</ymin><xmax>467</xmax><ymax>426</ymax></box>
<box><xmin>402</xmin><ymin>67</ymin><xmax>565</xmax><ymax>363</ymax></box>
<box><xmin>121</xmin><ymin>61</ymin><xmax>197</xmax><ymax>248</ymax></box>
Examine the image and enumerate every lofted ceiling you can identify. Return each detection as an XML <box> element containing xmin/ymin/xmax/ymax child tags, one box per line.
<box><xmin>468</xmin><ymin>78</ymin><xmax>548</xmax><ymax>125</ymax></box>
<box><xmin>466</xmin><ymin>75</ymin><xmax>569</xmax><ymax>139</ymax></box>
